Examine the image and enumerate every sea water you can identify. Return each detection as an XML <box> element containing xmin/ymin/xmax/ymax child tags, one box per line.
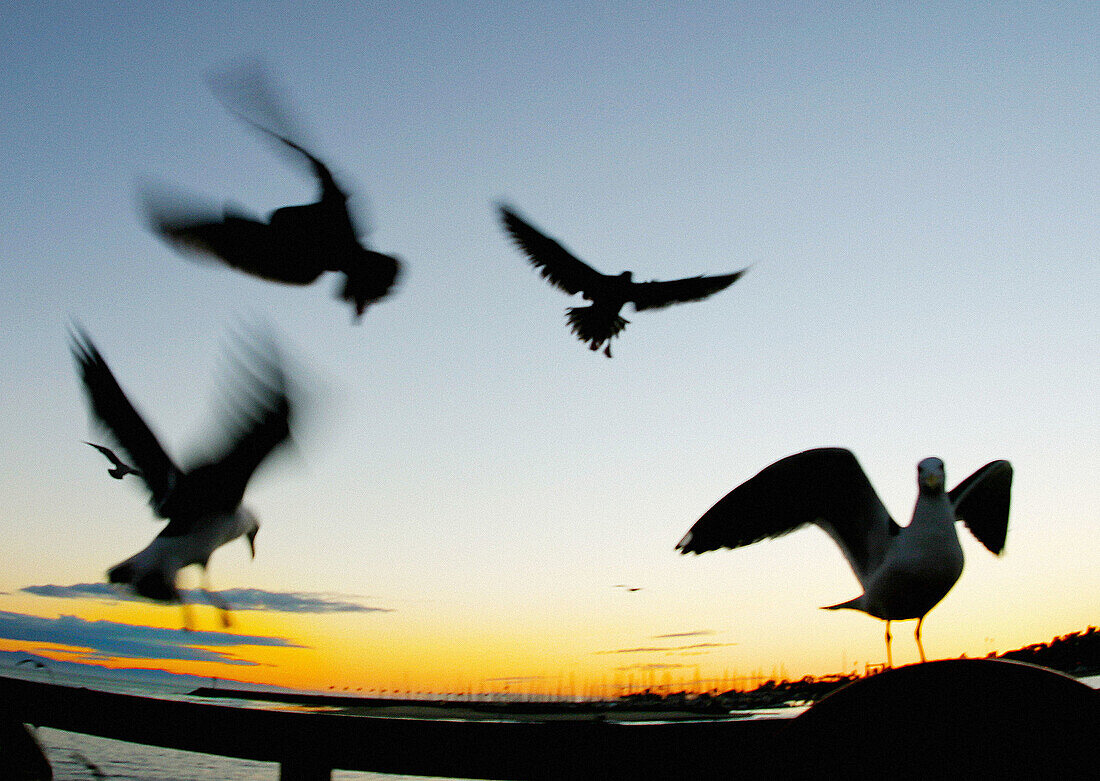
<box><xmin>37</xmin><ymin>726</ymin><xmax>479</xmax><ymax>781</ymax></box>
<box><xmin>35</xmin><ymin>727</ymin><xmax>443</xmax><ymax>781</ymax></box>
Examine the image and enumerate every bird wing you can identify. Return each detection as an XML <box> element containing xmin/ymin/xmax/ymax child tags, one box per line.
<box><xmin>676</xmin><ymin>448</ymin><xmax>900</xmax><ymax>584</ymax></box>
<box><xmin>629</xmin><ymin>269</ymin><xmax>748</xmax><ymax>311</ymax></box>
<box><xmin>228</xmin><ymin>110</ymin><xmax>347</xmax><ymax>204</ymax></box>
<box><xmin>85</xmin><ymin>441</ymin><xmax>125</xmax><ymax>469</ymax></box>
<box><xmin>143</xmin><ymin>188</ymin><xmax>325</xmax><ymax>286</ymax></box>
<box><xmin>163</xmin><ymin>333</ymin><xmax>293</xmax><ymax>524</ymax></box>
<box><xmin>499</xmin><ymin>206</ymin><xmax>604</xmax><ymax>295</ymax></box>
<box><xmin>949</xmin><ymin>460</ymin><xmax>1012</xmax><ymax>554</ymax></box>
<box><xmin>70</xmin><ymin>328</ymin><xmax>179</xmax><ymax>512</ymax></box>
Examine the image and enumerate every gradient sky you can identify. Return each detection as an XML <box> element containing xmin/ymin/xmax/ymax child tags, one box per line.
<box><xmin>1</xmin><ymin>2</ymin><xmax>1097</xmax><ymax>696</ymax></box>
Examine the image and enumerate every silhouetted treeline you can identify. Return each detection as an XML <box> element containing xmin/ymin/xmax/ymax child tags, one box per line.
<box><xmin>991</xmin><ymin>626</ymin><xmax>1100</xmax><ymax>676</ymax></box>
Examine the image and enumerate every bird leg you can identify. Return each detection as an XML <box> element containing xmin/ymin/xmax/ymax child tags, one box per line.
<box><xmin>180</xmin><ymin>600</ymin><xmax>196</xmax><ymax>632</ymax></box>
<box><xmin>201</xmin><ymin>569</ymin><xmax>233</xmax><ymax>628</ymax></box>
<box><xmin>884</xmin><ymin>620</ymin><xmax>893</xmax><ymax>668</ymax></box>
<box><xmin>914</xmin><ymin>616</ymin><xmax>927</xmax><ymax>663</ymax></box>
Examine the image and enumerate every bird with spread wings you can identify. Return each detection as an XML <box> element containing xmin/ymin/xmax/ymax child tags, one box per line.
<box><xmin>144</xmin><ymin>63</ymin><xmax>400</xmax><ymax>320</ymax></box>
<box><xmin>499</xmin><ymin>205</ymin><xmax>748</xmax><ymax>356</ymax></box>
<box><xmin>677</xmin><ymin>448</ymin><xmax>1012</xmax><ymax>666</ymax></box>
<box><xmin>71</xmin><ymin>325</ymin><xmax>295</xmax><ymax>628</ymax></box>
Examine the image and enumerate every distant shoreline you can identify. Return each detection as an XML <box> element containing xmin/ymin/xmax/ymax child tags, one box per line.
<box><xmin>190</xmin><ymin>625</ymin><xmax>1100</xmax><ymax>714</ymax></box>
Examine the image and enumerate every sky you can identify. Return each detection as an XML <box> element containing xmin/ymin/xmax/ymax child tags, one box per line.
<box><xmin>1</xmin><ymin>1</ymin><xmax>1096</xmax><ymax>697</ymax></box>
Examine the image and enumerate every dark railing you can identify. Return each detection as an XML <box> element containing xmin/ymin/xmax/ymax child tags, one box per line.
<box><xmin>2</xmin><ymin>659</ymin><xmax>1096</xmax><ymax>780</ymax></box>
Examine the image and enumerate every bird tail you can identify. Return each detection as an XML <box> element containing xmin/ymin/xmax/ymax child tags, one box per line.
<box><xmin>566</xmin><ymin>305</ymin><xmax>628</xmax><ymax>354</ymax></box>
<box><xmin>822</xmin><ymin>596</ymin><xmax>863</xmax><ymax>612</ymax></box>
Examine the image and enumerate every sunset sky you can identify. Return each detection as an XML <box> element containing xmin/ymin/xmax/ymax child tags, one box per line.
<box><xmin>2</xmin><ymin>2</ymin><xmax>1096</xmax><ymax>697</ymax></box>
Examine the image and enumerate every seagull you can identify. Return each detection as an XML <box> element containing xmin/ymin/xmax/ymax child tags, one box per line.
<box><xmin>499</xmin><ymin>205</ymin><xmax>748</xmax><ymax>356</ymax></box>
<box><xmin>144</xmin><ymin>74</ymin><xmax>400</xmax><ymax>320</ymax></box>
<box><xmin>85</xmin><ymin>441</ymin><xmax>142</xmax><ymax>479</ymax></box>
<box><xmin>676</xmin><ymin>448</ymin><xmax>1012</xmax><ymax>666</ymax></box>
<box><xmin>70</xmin><ymin>326</ymin><xmax>293</xmax><ymax>628</ymax></box>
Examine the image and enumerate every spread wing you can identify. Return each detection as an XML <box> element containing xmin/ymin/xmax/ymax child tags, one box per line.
<box><xmin>143</xmin><ymin>189</ymin><xmax>325</xmax><ymax>286</ymax></box>
<box><xmin>630</xmin><ymin>269</ymin><xmax>748</xmax><ymax>311</ymax></box>
<box><xmin>70</xmin><ymin>328</ymin><xmax>179</xmax><ymax>512</ymax></box>
<box><xmin>949</xmin><ymin>460</ymin><xmax>1012</xmax><ymax>554</ymax></box>
<box><xmin>160</xmin><ymin>333</ymin><xmax>294</xmax><ymax>523</ymax></box>
<box><xmin>499</xmin><ymin>206</ymin><xmax>604</xmax><ymax>295</ymax></box>
<box><xmin>228</xmin><ymin>109</ymin><xmax>346</xmax><ymax>204</ymax></box>
<box><xmin>677</xmin><ymin>448</ymin><xmax>900</xmax><ymax>584</ymax></box>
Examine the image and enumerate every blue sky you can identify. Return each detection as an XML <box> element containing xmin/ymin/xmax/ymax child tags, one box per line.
<box><xmin>1</xmin><ymin>2</ymin><xmax>1096</xmax><ymax>690</ymax></box>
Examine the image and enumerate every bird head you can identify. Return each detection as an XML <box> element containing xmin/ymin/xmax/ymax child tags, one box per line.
<box><xmin>338</xmin><ymin>252</ymin><xmax>401</xmax><ymax>320</ymax></box>
<box><xmin>918</xmin><ymin>457</ymin><xmax>946</xmax><ymax>493</ymax></box>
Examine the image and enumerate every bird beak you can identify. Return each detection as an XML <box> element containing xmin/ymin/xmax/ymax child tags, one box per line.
<box><xmin>246</xmin><ymin>528</ymin><xmax>258</xmax><ymax>559</ymax></box>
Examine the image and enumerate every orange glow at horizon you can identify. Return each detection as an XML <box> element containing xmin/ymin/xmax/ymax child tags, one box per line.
<box><xmin>4</xmin><ymin>593</ymin><xmax>1094</xmax><ymax>699</ymax></box>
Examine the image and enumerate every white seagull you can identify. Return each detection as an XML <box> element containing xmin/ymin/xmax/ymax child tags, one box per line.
<box><xmin>676</xmin><ymin>448</ymin><xmax>1012</xmax><ymax>666</ymax></box>
<box><xmin>71</xmin><ymin>326</ymin><xmax>293</xmax><ymax>628</ymax></box>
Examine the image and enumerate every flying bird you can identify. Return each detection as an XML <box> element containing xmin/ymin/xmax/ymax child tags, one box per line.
<box><xmin>71</xmin><ymin>326</ymin><xmax>294</xmax><ymax>628</ymax></box>
<box><xmin>144</xmin><ymin>69</ymin><xmax>400</xmax><ymax>320</ymax></box>
<box><xmin>499</xmin><ymin>206</ymin><xmax>747</xmax><ymax>356</ymax></box>
<box><xmin>85</xmin><ymin>441</ymin><xmax>141</xmax><ymax>479</ymax></box>
<box><xmin>676</xmin><ymin>448</ymin><xmax>1012</xmax><ymax>666</ymax></box>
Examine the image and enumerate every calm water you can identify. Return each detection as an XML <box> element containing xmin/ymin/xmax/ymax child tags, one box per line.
<box><xmin>36</xmin><ymin>727</ymin><xmax>447</xmax><ymax>781</ymax></box>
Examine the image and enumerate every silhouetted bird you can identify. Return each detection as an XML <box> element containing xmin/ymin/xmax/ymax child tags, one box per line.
<box><xmin>676</xmin><ymin>448</ymin><xmax>1012</xmax><ymax>666</ymax></box>
<box><xmin>499</xmin><ymin>205</ymin><xmax>747</xmax><ymax>356</ymax></box>
<box><xmin>145</xmin><ymin>103</ymin><xmax>399</xmax><ymax>320</ymax></box>
<box><xmin>85</xmin><ymin>441</ymin><xmax>142</xmax><ymax>479</ymax></box>
<box><xmin>71</xmin><ymin>326</ymin><xmax>294</xmax><ymax>628</ymax></box>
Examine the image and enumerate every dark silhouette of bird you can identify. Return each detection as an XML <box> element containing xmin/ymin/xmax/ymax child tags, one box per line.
<box><xmin>676</xmin><ymin>448</ymin><xmax>1012</xmax><ymax>666</ymax></box>
<box><xmin>70</xmin><ymin>326</ymin><xmax>294</xmax><ymax>628</ymax></box>
<box><xmin>85</xmin><ymin>441</ymin><xmax>142</xmax><ymax>479</ymax></box>
<box><xmin>499</xmin><ymin>205</ymin><xmax>747</xmax><ymax>356</ymax></box>
<box><xmin>144</xmin><ymin>69</ymin><xmax>399</xmax><ymax>320</ymax></box>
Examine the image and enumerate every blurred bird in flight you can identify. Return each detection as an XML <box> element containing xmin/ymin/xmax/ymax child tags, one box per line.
<box><xmin>71</xmin><ymin>325</ymin><xmax>295</xmax><ymax>629</ymax></box>
<box><xmin>144</xmin><ymin>61</ymin><xmax>400</xmax><ymax>320</ymax></box>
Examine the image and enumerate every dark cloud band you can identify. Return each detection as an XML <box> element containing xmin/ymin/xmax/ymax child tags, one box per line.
<box><xmin>0</xmin><ymin>610</ymin><xmax>305</xmax><ymax>666</ymax></box>
<box><xmin>21</xmin><ymin>583</ymin><xmax>391</xmax><ymax>614</ymax></box>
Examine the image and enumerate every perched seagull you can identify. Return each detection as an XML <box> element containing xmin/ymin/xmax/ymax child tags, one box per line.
<box><xmin>676</xmin><ymin>448</ymin><xmax>1012</xmax><ymax>666</ymax></box>
<box><xmin>71</xmin><ymin>326</ymin><xmax>293</xmax><ymax>628</ymax></box>
<box><xmin>499</xmin><ymin>205</ymin><xmax>748</xmax><ymax>356</ymax></box>
<box><xmin>144</xmin><ymin>76</ymin><xmax>399</xmax><ymax>320</ymax></box>
<box><xmin>85</xmin><ymin>441</ymin><xmax>142</xmax><ymax>479</ymax></box>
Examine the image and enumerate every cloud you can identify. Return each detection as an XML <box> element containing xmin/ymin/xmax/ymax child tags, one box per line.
<box><xmin>0</xmin><ymin>610</ymin><xmax>305</xmax><ymax>666</ymax></box>
<box><xmin>615</xmin><ymin>663</ymin><xmax>687</xmax><ymax>672</ymax></box>
<box><xmin>596</xmin><ymin>642</ymin><xmax>736</xmax><ymax>655</ymax></box>
<box><xmin>652</xmin><ymin>630</ymin><xmax>715</xmax><ymax>639</ymax></box>
<box><xmin>213</xmin><ymin>588</ymin><xmax>392</xmax><ymax>614</ymax></box>
<box><xmin>22</xmin><ymin>583</ymin><xmax>392</xmax><ymax>614</ymax></box>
